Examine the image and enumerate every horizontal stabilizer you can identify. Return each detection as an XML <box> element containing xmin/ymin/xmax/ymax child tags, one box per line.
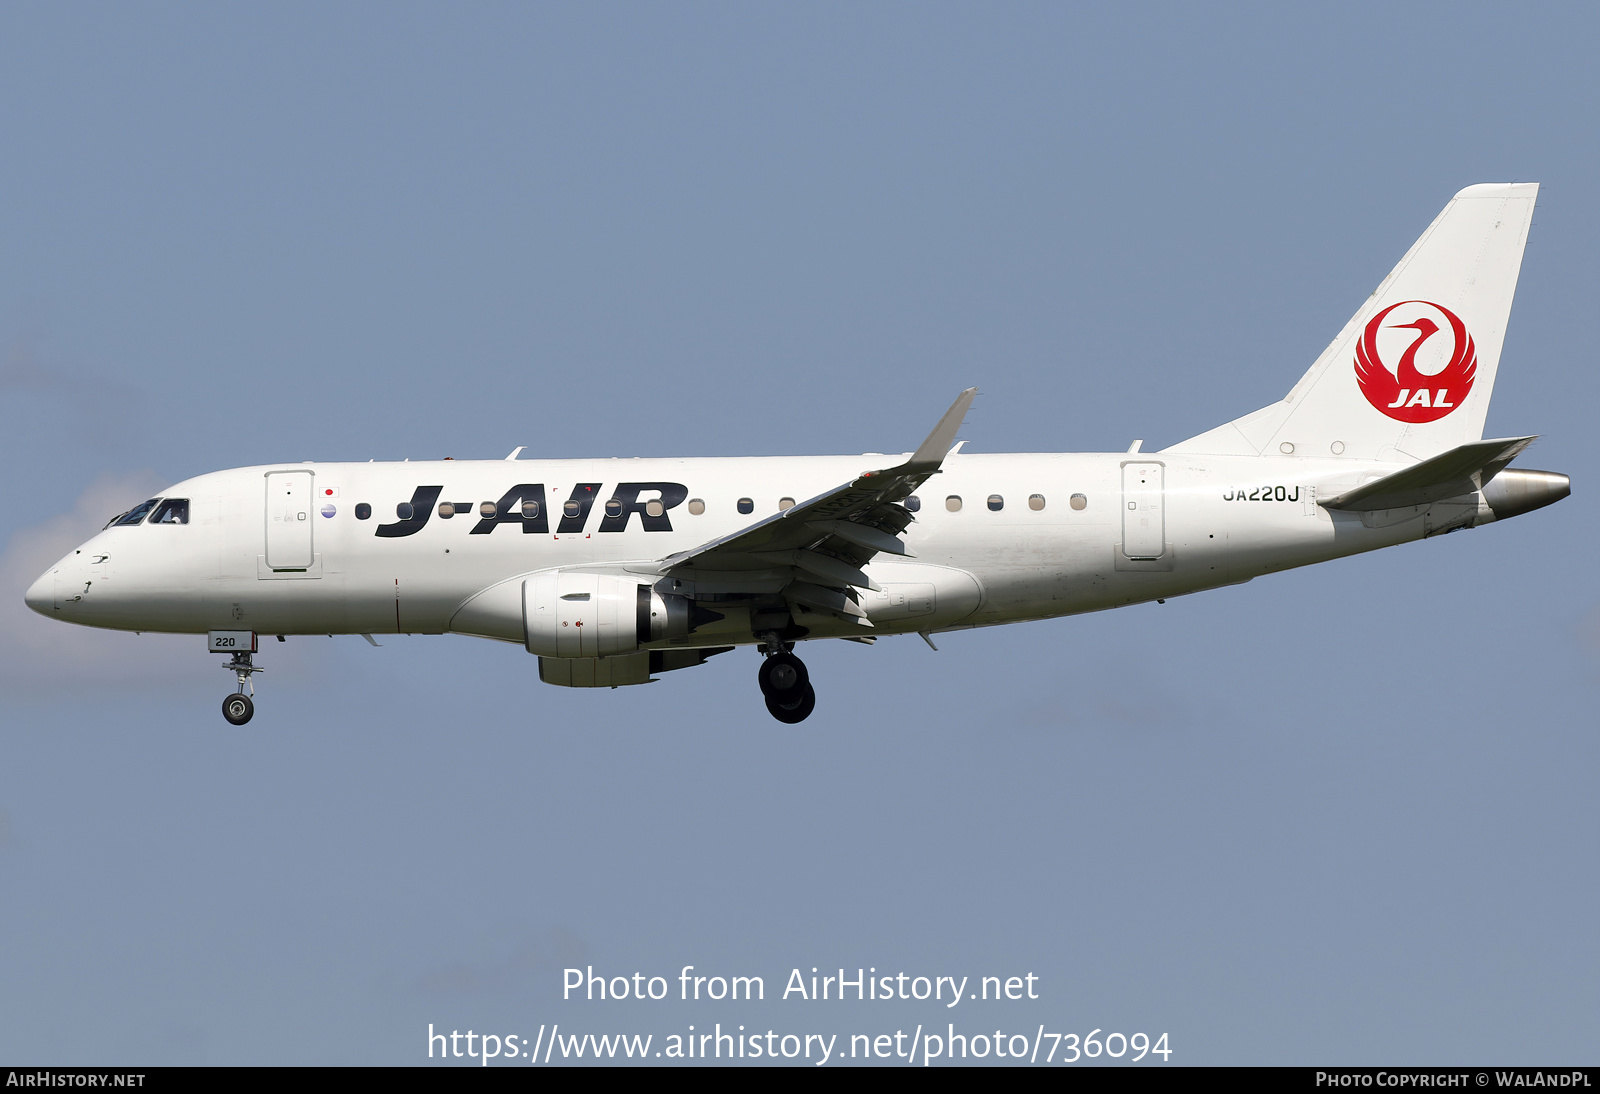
<box><xmin>1319</xmin><ymin>436</ymin><xmax>1536</xmax><ymax>512</ymax></box>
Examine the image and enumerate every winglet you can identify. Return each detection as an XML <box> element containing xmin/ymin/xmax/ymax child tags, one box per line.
<box><xmin>906</xmin><ymin>388</ymin><xmax>977</xmax><ymax>471</ymax></box>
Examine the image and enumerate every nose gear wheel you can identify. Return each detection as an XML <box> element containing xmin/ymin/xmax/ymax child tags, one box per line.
<box><xmin>222</xmin><ymin>693</ymin><xmax>254</xmax><ymax>725</ymax></box>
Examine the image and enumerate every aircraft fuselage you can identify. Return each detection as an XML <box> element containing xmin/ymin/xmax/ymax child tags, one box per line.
<box><xmin>30</xmin><ymin>450</ymin><xmax>1500</xmax><ymax>643</ymax></box>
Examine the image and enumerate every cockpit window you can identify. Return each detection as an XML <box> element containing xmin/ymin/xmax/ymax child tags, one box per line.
<box><xmin>149</xmin><ymin>498</ymin><xmax>190</xmax><ymax>525</ymax></box>
<box><xmin>112</xmin><ymin>499</ymin><xmax>162</xmax><ymax>527</ymax></box>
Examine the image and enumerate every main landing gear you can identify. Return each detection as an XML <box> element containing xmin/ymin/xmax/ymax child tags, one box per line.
<box><xmin>221</xmin><ymin>651</ymin><xmax>264</xmax><ymax>726</ymax></box>
<box><xmin>758</xmin><ymin>645</ymin><xmax>815</xmax><ymax>724</ymax></box>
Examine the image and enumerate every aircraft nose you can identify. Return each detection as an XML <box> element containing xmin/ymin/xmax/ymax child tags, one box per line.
<box><xmin>24</xmin><ymin>568</ymin><xmax>54</xmax><ymax>616</ymax></box>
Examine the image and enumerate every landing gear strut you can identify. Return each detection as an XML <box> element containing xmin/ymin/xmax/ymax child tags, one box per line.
<box><xmin>757</xmin><ymin>642</ymin><xmax>815</xmax><ymax>724</ymax></box>
<box><xmin>221</xmin><ymin>651</ymin><xmax>263</xmax><ymax>726</ymax></box>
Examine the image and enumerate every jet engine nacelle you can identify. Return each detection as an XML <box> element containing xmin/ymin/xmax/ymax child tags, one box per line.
<box><xmin>523</xmin><ymin>570</ymin><xmax>693</xmax><ymax>658</ymax></box>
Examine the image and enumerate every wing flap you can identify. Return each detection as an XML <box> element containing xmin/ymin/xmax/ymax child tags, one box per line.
<box><xmin>754</xmin><ymin>549</ymin><xmax>880</xmax><ymax>591</ymax></box>
<box><xmin>806</xmin><ymin>518</ymin><xmax>911</xmax><ymax>556</ymax></box>
<box><xmin>786</xmin><ymin>581</ymin><xmax>872</xmax><ymax>626</ymax></box>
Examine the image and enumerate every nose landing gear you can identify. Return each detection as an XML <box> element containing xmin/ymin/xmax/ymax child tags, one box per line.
<box><xmin>221</xmin><ymin>651</ymin><xmax>263</xmax><ymax>726</ymax></box>
<box><xmin>758</xmin><ymin>646</ymin><xmax>815</xmax><ymax>724</ymax></box>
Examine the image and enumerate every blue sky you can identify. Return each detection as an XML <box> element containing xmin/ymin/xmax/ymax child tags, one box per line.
<box><xmin>1</xmin><ymin>2</ymin><xmax>1596</xmax><ymax>1065</ymax></box>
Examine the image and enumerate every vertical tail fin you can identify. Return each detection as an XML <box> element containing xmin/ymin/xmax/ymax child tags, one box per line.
<box><xmin>1167</xmin><ymin>183</ymin><xmax>1538</xmax><ymax>461</ymax></box>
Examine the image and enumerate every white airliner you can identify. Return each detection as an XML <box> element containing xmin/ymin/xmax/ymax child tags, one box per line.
<box><xmin>25</xmin><ymin>184</ymin><xmax>1569</xmax><ymax>724</ymax></box>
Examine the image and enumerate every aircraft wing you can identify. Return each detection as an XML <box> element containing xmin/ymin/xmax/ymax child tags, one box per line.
<box><xmin>658</xmin><ymin>388</ymin><xmax>977</xmax><ymax>624</ymax></box>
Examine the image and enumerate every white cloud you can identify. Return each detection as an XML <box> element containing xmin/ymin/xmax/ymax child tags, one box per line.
<box><xmin>0</xmin><ymin>472</ymin><xmax>211</xmax><ymax>687</ymax></box>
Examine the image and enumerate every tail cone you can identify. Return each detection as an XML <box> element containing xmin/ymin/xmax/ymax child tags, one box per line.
<box><xmin>1481</xmin><ymin>468</ymin><xmax>1570</xmax><ymax>521</ymax></box>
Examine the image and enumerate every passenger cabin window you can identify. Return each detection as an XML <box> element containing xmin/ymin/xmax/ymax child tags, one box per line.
<box><xmin>737</xmin><ymin>497</ymin><xmax>754</xmax><ymax>515</ymax></box>
<box><xmin>521</xmin><ymin>500</ymin><xmax>540</xmax><ymax>518</ymax></box>
<box><xmin>604</xmin><ymin>499</ymin><xmax>624</xmax><ymax>518</ymax></box>
<box><xmin>1069</xmin><ymin>493</ymin><xmax>1088</xmax><ymax>510</ymax></box>
<box><xmin>479</xmin><ymin>501</ymin><xmax>497</xmax><ymax>518</ymax></box>
<box><xmin>149</xmin><ymin>498</ymin><xmax>189</xmax><ymax>525</ymax></box>
<box><xmin>1029</xmin><ymin>494</ymin><xmax>1046</xmax><ymax>511</ymax></box>
<box><xmin>438</xmin><ymin>503</ymin><xmax>456</xmax><ymax>518</ymax></box>
<box><xmin>904</xmin><ymin>495</ymin><xmax>921</xmax><ymax>513</ymax></box>
<box><xmin>644</xmin><ymin>499</ymin><xmax>666</xmax><ymax>518</ymax></box>
<box><xmin>945</xmin><ymin>495</ymin><xmax>962</xmax><ymax>512</ymax></box>
<box><xmin>987</xmin><ymin>494</ymin><xmax>1004</xmax><ymax>511</ymax></box>
<box><xmin>397</xmin><ymin>502</ymin><xmax>415</xmax><ymax>520</ymax></box>
<box><xmin>355</xmin><ymin>503</ymin><xmax>372</xmax><ymax>520</ymax></box>
<box><xmin>687</xmin><ymin>499</ymin><xmax>706</xmax><ymax>515</ymax></box>
<box><xmin>779</xmin><ymin>496</ymin><xmax>796</xmax><ymax>511</ymax></box>
<box><xmin>114</xmin><ymin>499</ymin><xmax>162</xmax><ymax>527</ymax></box>
<box><xmin>563</xmin><ymin>499</ymin><xmax>582</xmax><ymax>518</ymax></box>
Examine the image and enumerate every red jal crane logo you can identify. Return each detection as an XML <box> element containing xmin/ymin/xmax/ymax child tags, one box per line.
<box><xmin>1354</xmin><ymin>300</ymin><xmax>1476</xmax><ymax>423</ymax></box>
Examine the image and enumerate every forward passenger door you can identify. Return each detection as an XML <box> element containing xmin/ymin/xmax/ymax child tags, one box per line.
<box><xmin>264</xmin><ymin>471</ymin><xmax>315</xmax><ymax>570</ymax></box>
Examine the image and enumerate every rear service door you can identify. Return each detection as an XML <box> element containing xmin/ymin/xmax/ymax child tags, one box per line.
<box><xmin>265</xmin><ymin>471</ymin><xmax>315</xmax><ymax>569</ymax></box>
<box><xmin>1121</xmin><ymin>462</ymin><xmax>1165</xmax><ymax>559</ymax></box>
